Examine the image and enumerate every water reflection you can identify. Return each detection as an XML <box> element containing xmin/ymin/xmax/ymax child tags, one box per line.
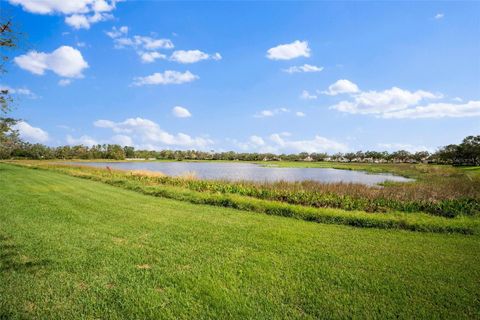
<box><xmin>72</xmin><ymin>161</ymin><xmax>413</xmax><ymax>186</ymax></box>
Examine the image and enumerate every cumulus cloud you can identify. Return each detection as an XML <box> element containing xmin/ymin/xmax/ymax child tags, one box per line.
<box><xmin>322</xmin><ymin>79</ymin><xmax>359</xmax><ymax>96</ymax></box>
<box><xmin>283</xmin><ymin>64</ymin><xmax>323</xmax><ymax>74</ymax></box>
<box><xmin>172</xmin><ymin>106</ymin><xmax>192</xmax><ymax>118</ymax></box>
<box><xmin>66</xmin><ymin>134</ymin><xmax>98</xmax><ymax>146</ymax></box>
<box><xmin>94</xmin><ymin>117</ymin><xmax>213</xmax><ymax>149</ymax></box>
<box><xmin>326</xmin><ymin>80</ymin><xmax>477</xmax><ymax>119</ymax></box>
<box><xmin>14</xmin><ymin>46</ymin><xmax>88</xmax><ymax>78</ymax></box>
<box><xmin>295</xmin><ymin>111</ymin><xmax>306</xmax><ymax>117</ymax></box>
<box><xmin>233</xmin><ymin>133</ymin><xmax>347</xmax><ymax>153</ymax></box>
<box><xmin>434</xmin><ymin>13</ymin><xmax>444</xmax><ymax>20</ymax></box>
<box><xmin>300</xmin><ymin>90</ymin><xmax>317</xmax><ymax>100</ymax></box>
<box><xmin>132</xmin><ymin>70</ymin><xmax>199</xmax><ymax>86</ymax></box>
<box><xmin>139</xmin><ymin>52</ymin><xmax>166</xmax><ymax>63</ymax></box>
<box><xmin>13</xmin><ymin>121</ymin><xmax>49</xmax><ymax>143</ymax></box>
<box><xmin>65</xmin><ymin>13</ymin><xmax>113</xmax><ymax>29</ymax></box>
<box><xmin>9</xmin><ymin>0</ymin><xmax>121</xmax><ymax>29</ymax></box>
<box><xmin>170</xmin><ymin>50</ymin><xmax>221</xmax><ymax>64</ymax></box>
<box><xmin>381</xmin><ymin>100</ymin><xmax>480</xmax><ymax>119</ymax></box>
<box><xmin>331</xmin><ymin>87</ymin><xmax>441</xmax><ymax>115</ymax></box>
<box><xmin>266</xmin><ymin>40</ymin><xmax>311</xmax><ymax>60</ymax></box>
<box><xmin>254</xmin><ymin>108</ymin><xmax>289</xmax><ymax>118</ymax></box>
<box><xmin>106</xmin><ymin>26</ymin><xmax>174</xmax><ymax>63</ymax></box>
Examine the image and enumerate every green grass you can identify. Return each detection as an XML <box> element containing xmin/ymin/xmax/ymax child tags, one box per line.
<box><xmin>7</xmin><ymin>162</ymin><xmax>479</xmax><ymax>234</ymax></box>
<box><xmin>1</xmin><ymin>164</ymin><xmax>480</xmax><ymax>319</ymax></box>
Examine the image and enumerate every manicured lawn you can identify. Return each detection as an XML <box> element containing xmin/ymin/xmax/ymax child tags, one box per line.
<box><xmin>1</xmin><ymin>164</ymin><xmax>479</xmax><ymax>319</ymax></box>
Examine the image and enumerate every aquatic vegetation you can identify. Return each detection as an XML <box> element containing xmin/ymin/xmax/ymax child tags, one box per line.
<box><xmin>6</xmin><ymin>161</ymin><xmax>479</xmax><ymax>233</ymax></box>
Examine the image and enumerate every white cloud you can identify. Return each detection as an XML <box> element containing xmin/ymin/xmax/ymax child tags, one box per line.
<box><xmin>296</xmin><ymin>111</ymin><xmax>306</xmax><ymax>117</ymax></box>
<box><xmin>170</xmin><ymin>50</ymin><xmax>222</xmax><ymax>64</ymax></box>
<box><xmin>9</xmin><ymin>0</ymin><xmax>120</xmax><ymax>29</ymax></box>
<box><xmin>266</xmin><ymin>40</ymin><xmax>311</xmax><ymax>60</ymax></box>
<box><xmin>331</xmin><ymin>87</ymin><xmax>441</xmax><ymax>115</ymax></box>
<box><xmin>381</xmin><ymin>100</ymin><xmax>480</xmax><ymax>119</ymax></box>
<box><xmin>300</xmin><ymin>90</ymin><xmax>317</xmax><ymax>100</ymax></box>
<box><xmin>140</xmin><ymin>51</ymin><xmax>166</xmax><ymax>63</ymax></box>
<box><xmin>111</xmin><ymin>134</ymin><xmax>133</xmax><ymax>146</ymax></box>
<box><xmin>249</xmin><ymin>135</ymin><xmax>265</xmax><ymax>146</ymax></box>
<box><xmin>172</xmin><ymin>106</ymin><xmax>192</xmax><ymax>118</ymax></box>
<box><xmin>132</xmin><ymin>70</ymin><xmax>199</xmax><ymax>86</ymax></box>
<box><xmin>65</xmin><ymin>14</ymin><xmax>90</xmax><ymax>29</ymax></box>
<box><xmin>105</xmin><ymin>25</ymin><xmax>128</xmax><ymax>38</ymax></box>
<box><xmin>113</xmin><ymin>35</ymin><xmax>174</xmax><ymax>50</ymax></box>
<box><xmin>377</xmin><ymin>143</ymin><xmax>432</xmax><ymax>153</ymax></box>
<box><xmin>283</xmin><ymin>64</ymin><xmax>323</xmax><ymax>74</ymax></box>
<box><xmin>254</xmin><ymin>107</ymin><xmax>290</xmax><ymax>118</ymax></box>
<box><xmin>234</xmin><ymin>133</ymin><xmax>347</xmax><ymax>153</ymax></box>
<box><xmin>66</xmin><ymin>134</ymin><xmax>98</xmax><ymax>146</ymax></box>
<box><xmin>107</xmin><ymin>27</ymin><xmax>174</xmax><ymax>63</ymax></box>
<box><xmin>268</xmin><ymin>134</ymin><xmax>348</xmax><ymax>153</ymax></box>
<box><xmin>322</xmin><ymin>79</ymin><xmax>359</xmax><ymax>96</ymax></box>
<box><xmin>9</xmin><ymin>0</ymin><xmax>93</xmax><ymax>14</ymax></box>
<box><xmin>14</xmin><ymin>46</ymin><xmax>88</xmax><ymax>78</ymax></box>
<box><xmin>327</xmin><ymin>81</ymin><xmax>477</xmax><ymax>119</ymax></box>
<box><xmin>0</xmin><ymin>85</ymin><xmax>37</xmax><ymax>98</ymax></box>
<box><xmin>434</xmin><ymin>13</ymin><xmax>444</xmax><ymax>20</ymax></box>
<box><xmin>94</xmin><ymin>117</ymin><xmax>213</xmax><ymax>149</ymax></box>
<box><xmin>13</xmin><ymin>121</ymin><xmax>49</xmax><ymax>143</ymax></box>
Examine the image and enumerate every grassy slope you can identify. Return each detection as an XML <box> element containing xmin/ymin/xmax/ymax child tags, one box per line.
<box><xmin>8</xmin><ymin>162</ymin><xmax>478</xmax><ymax>233</ymax></box>
<box><xmin>1</xmin><ymin>164</ymin><xmax>479</xmax><ymax>319</ymax></box>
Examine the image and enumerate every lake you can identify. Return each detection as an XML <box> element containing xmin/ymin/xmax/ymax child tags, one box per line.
<box><xmin>72</xmin><ymin>161</ymin><xmax>414</xmax><ymax>186</ymax></box>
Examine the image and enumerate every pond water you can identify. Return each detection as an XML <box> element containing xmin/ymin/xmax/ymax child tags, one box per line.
<box><xmin>72</xmin><ymin>161</ymin><xmax>413</xmax><ymax>186</ymax></box>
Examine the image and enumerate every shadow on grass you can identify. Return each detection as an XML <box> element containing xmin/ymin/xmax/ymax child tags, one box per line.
<box><xmin>0</xmin><ymin>234</ymin><xmax>50</xmax><ymax>272</ymax></box>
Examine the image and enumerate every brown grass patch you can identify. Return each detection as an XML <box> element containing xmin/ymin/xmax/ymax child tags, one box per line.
<box><xmin>112</xmin><ymin>237</ymin><xmax>127</xmax><ymax>245</ymax></box>
<box><xmin>24</xmin><ymin>302</ymin><xmax>36</xmax><ymax>313</ymax></box>
<box><xmin>77</xmin><ymin>282</ymin><xmax>89</xmax><ymax>290</ymax></box>
<box><xmin>129</xmin><ymin>170</ymin><xmax>165</xmax><ymax>178</ymax></box>
<box><xmin>178</xmin><ymin>171</ymin><xmax>198</xmax><ymax>180</ymax></box>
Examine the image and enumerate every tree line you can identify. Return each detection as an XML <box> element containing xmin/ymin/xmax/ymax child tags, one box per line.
<box><xmin>1</xmin><ymin>135</ymin><xmax>478</xmax><ymax>165</ymax></box>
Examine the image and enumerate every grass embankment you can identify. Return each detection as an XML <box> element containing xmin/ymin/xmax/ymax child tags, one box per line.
<box><xmin>1</xmin><ymin>164</ymin><xmax>479</xmax><ymax>319</ymax></box>
<box><xmin>7</xmin><ymin>162</ymin><xmax>479</xmax><ymax>234</ymax></box>
<box><xmin>55</xmin><ymin>160</ymin><xmax>480</xmax><ymax>218</ymax></box>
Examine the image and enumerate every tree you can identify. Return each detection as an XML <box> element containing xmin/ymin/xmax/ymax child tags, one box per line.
<box><xmin>0</xmin><ymin>17</ymin><xmax>22</xmax><ymax>159</ymax></box>
<box><xmin>457</xmin><ymin>135</ymin><xmax>480</xmax><ymax>165</ymax></box>
<box><xmin>413</xmin><ymin>151</ymin><xmax>430</xmax><ymax>163</ymax></box>
<box><xmin>123</xmin><ymin>146</ymin><xmax>135</xmax><ymax>158</ymax></box>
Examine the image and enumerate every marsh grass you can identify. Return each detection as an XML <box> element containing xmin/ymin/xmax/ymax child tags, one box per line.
<box><xmin>129</xmin><ymin>169</ymin><xmax>166</xmax><ymax>178</ymax></box>
<box><xmin>6</xmin><ymin>162</ymin><xmax>479</xmax><ymax>234</ymax></box>
<box><xmin>178</xmin><ymin>171</ymin><xmax>198</xmax><ymax>180</ymax></box>
<box><xmin>41</xmin><ymin>161</ymin><xmax>479</xmax><ymax>218</ymax></box>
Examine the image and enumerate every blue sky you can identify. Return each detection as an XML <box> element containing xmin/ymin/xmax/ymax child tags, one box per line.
<box><xmin>2</xmin><ymin>0</ymin><xmax>480</xmax><ymax>153</ymax></box>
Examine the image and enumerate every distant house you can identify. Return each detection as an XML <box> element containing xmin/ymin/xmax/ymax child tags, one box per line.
<box><xmin>303</xmin><ymin>156</ymin><xmax>314</xmax><ymax>162</ymax></box>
